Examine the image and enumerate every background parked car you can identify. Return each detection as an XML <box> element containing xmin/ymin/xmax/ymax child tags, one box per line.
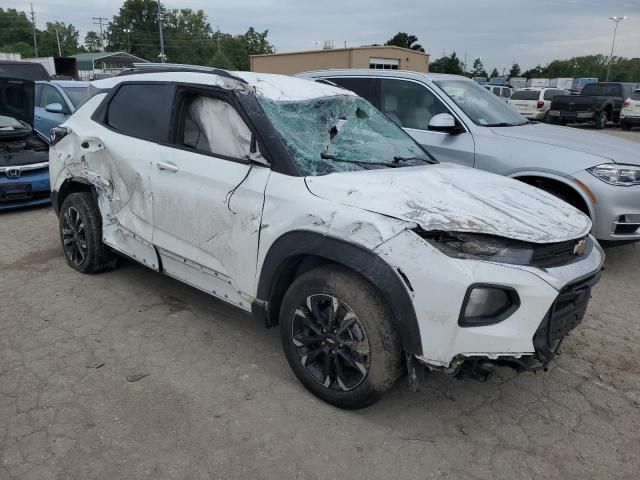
<box><xmin>299</xmin><ymin>70</ymin><xmax>640</xmax><ymax>241</ymax></box>
<box><xmin>548</xmin><ymin>82</ymin><xmax>634</xmax><ymax>129</ymax></box>
<box><xmin>0</xmin><ymin>60</ymin><xmax>50</xmax><ymax>81</ymax></box>
<box><xmin>508</xmin><ymin>87</ymin><xmax>569</xmax><ymax>121</ymax></box>
<box><xmin>0</xmin><ymin>77</ymin><xmax>50</xmax><ymax>209</ymax></box>
<box><xmin>484</xmin><ymin>84</ymin><xmax>513</xmax><ymax>101</ymax></box>
<box><xmin>620</xmin><ymin>90</ymin><xmax>640</xmax><ymax>131</ymax></box>
<box><xmin>34</xmin><ymin>80</ymin><xmax>90</xmax><ymax>138</ymax></box>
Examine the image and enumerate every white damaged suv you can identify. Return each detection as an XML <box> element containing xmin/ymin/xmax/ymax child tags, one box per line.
<box><xmin>49</xmin><ymin>65</ymin><xmax>604</xmax><ymax>409</ymax></box>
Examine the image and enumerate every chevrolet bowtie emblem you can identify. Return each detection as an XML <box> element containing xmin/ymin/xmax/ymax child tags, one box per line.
<box><xmin>573</xmin><ymin>239</ymin><xmax>586</xmax><ymax>256</ymax></box>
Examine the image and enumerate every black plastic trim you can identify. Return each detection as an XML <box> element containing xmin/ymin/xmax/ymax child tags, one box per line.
<box><xmin>458</xmin><ymin>284</ymin><xmax>521</xmax><ymax>328</ymax></box>
<box><xmin>256</xmin><ymin>230</ymin><xmax>422</xmax><ymax>355</ymax></box>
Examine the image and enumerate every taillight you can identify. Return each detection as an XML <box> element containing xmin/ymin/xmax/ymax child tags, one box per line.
<box><xmin>536</xmin><ymin>100</ymin><xmax>545</xmax><ymax>109</ymax></box>
<box><xmin>623</xmin><ymin>101</ymin><xmax>630</xmax><ymax>107</ymax></box>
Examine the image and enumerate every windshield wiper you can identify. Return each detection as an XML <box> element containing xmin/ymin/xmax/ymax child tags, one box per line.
<box><xmin>393</xmin><ymin>155</ymin><xmax>435</xmax><ymax>164</ymax></box>
<box><xmin>320</xmin><ymin>152</ymin><xmax>400</xmax><ymax>168</ymax></box>
<box><xmin>483</xmin><ymin>122</ymin><xmax>526</xmax><ymax>127</ymax></box>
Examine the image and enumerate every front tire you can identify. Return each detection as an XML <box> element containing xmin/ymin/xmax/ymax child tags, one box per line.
<box><xmin>280</xmin><ymin>265</ymin><xmax>402</xmax><ymax>409</ymax></box>
<box><xmin>59</xmin><ymin>192</ymin><xmax>117</xmax><ymax>274</ymax></box>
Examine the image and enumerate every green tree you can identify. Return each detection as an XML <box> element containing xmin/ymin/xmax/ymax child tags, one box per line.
<box><xmin>107</xmin><ymin>0</ymin><xmax>165</xmax><ymax>60</ymax></box>
<box><xmin>84</xmin><ymin>31</ymin><xmax>102</xmax><ymax>52</ymax></box>
<box><xmin>242</xmin><ymin>27</ymin><xmax>274</xmax><ymax>56</ymax></box>
<box><xmin>472</xmin><ymin>58</ymin><xmax>487</xmax><ymax>77</ymax></box>
<box><xmin>509</xmin><ymin>62</ymin><xmax>521</xmax><ymax>77</ymax></box>
<box><xmin>385</xmin><ymin>32</ymin><xmax>424</xmax><ymax>52</ymax></box>
<box><xmin>0</xmin><ymin>8</ymin><xmax>36</xmax><ymax>56</ymax></box>
<box><xmin>522</xmin><ymin>64</ymin><xmax>544</xmax><ymax>78</ymax></box>
<box><xmin>490</xmin><ymin>67</ymin><xmax>499</xmax><ymax>78</ymax></box>
<box><xmin>210</xmin><ymin>50</ymin><xmax>234</xmax><ymax>69</ymax></box>
<box><xmin>37</xmin><ymin>22</ymin><xmax>82</xmax><ymax>57</ymax></box>
<box><xmin>429</xmin><ymin>52</ymin><xmax>464</xmax><ymax>75</ymax></box>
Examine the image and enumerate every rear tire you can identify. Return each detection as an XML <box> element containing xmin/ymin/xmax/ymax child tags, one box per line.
<box><xmin>594</xmin><ymin>111</ymin><xmax>607</xmax><ymax>130</ymax></box>
<box><xmin>59</xmin><ymin>192</ymin><xmax>118</xmax><ymax>274</ymax></box>
<box><xmin>280</xmin><ymin>265</ymin><xmax>402</xmax><ymax>409</ymax></box>
<box><xmin>621</xmin><ymin>121</ymin><xmax>631</xmax><ymax>131</ymax></box>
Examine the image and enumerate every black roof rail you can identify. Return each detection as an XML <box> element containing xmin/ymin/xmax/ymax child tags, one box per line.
<box><xmin>116</xmin><ymin>63</ymin><xmax>247</xmax><ymax>84</ymax></box>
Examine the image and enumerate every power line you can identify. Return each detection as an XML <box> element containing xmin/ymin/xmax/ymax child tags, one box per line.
<box><xmin>92</xmin><ymin>16</ymin><xmax>108</xmax><ymax>52</ymax></box>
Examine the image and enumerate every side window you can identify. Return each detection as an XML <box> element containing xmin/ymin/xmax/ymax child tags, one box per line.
<box><xmin>180</xmin><ymin>95</ymin><xmax>253</xmax><ymax>159</ymax></box>
<box><xmin>41</xmin><ymin>85</ymin><xmax>66</xmax><ymax>110</ymax></box>
<box><xmin>325</xmin><ymin>77</ymin><xmax>377</xmax><ymax>106</ymax></box>
<box><xmin>106</xmin><ymin>83</ymin><xmax>174</xmax><ymax>143</ymax></box>
<box><xmin>544</xmin><ymin>89</ymin><xmax>561</xmax><ymax>101</ymax></box>
<box><xmin>501</xmin><ymin>88</ymin><xmax>511</xmax><ymax>98</ymax></box>
<box><xmin>380</xmin><ymin>79</ymin><xmax>449</xmax><ymax>130</ymax></box>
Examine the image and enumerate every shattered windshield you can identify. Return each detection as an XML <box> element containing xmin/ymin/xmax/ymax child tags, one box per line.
<box><xmin>257</xmin><ymin>95</ymin><xmax>432</xmax><ymax>176</ymax></box>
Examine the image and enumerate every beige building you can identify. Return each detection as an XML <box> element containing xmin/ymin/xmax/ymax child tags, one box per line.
<box><xmin>250</xmin><ymin>45</ymin><xmax>429</xmax><ymax>75</ymax></box>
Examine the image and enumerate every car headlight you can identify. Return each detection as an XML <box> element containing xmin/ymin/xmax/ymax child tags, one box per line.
<box><xmin>418</xmin><ymin>231</ymin><xmax>534</xmax><ymax>265</ymax></box>
<box><xmin>587</xmin><ymin>164</ymin><xmax>640</xmax><ymax>186</ymax></box>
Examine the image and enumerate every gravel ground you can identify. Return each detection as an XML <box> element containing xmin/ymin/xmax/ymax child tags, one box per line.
<box><xmin>1</xmin><ymin>128</ymin><xmax>639</xmax><ymax>480</ymax></box>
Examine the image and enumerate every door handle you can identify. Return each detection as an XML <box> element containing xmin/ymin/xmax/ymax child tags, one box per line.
<box><xmin>157</xmin><ymin>162</ymin><xmax>179</xmax><ymax>172</ymax></box>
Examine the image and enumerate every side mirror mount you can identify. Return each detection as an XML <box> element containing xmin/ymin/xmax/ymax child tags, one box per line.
<box><xmin>428</xmin><ymin>113</ymin><xmax>461</xmax><ymax>134</ymax></box>
<box><xmin>44</xmin><ymin>102</ymin><xmax>64</xmax><ymax>114</ymax></box>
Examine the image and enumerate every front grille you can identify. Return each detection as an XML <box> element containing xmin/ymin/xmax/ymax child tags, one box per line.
<box><xmin>533</xmin><ymin>272</ymin><xmax>600</xmax><ymax>364</ymax></box>
<box><xmin>531</xmin><ymin>236</ymin><xmax>589</xmax><ymax>268</ymax></box>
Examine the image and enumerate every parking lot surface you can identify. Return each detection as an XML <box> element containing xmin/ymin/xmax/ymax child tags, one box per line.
<box><xmin>1</xmin><ymin>129</ymin><xmax>639</xmax><ymax>480</ymax></box>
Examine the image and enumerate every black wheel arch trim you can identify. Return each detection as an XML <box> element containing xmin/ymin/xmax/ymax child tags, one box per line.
<box><xmin>53</xmin><ymin>177</ymin><xmax>98</xmax><ymax>216</ymax></box>
<box><xmin>256</xmin><ymin>230</ymin><xmax>423</xmax><ymax>355</ymax></box>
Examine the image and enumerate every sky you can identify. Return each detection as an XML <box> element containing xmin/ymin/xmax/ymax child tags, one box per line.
<box><xmin>6</xmin><ymin>0</ymin><xmax>640</xmax><ymax>72</ymax></box>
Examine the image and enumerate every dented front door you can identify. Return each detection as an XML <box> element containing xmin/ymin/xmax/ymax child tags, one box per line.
<box><xmin>150</xmin><ymin>147</ymin><xmax>270</xmax><ymax>307</ymax></box>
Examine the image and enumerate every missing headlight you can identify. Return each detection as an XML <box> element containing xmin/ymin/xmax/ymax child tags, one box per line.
<box><xmin>416</xmin><ymin>230</ymin><xmax>534</xmax><ymax>265</ymax></box>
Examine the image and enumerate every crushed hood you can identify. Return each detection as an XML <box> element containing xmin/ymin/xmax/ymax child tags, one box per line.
<box><xmin>491</xmin><ymin>123</ymin><xmax>640</xmax><ymax>165</ymax></box>
<box><xmin>305</xmin><ymin>163</ymin><xmax>592</xmax><ymax>244</ymax></box>
<box><xmin>0</xmin><ymin>77</ymin><xmax>34</xmax><ymax>127</ymax></box>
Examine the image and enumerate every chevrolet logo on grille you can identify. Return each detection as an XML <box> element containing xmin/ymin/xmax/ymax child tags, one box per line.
<box><xmin>6</xmin><ymin>168</ymin><xmax>21</xmax><ymax>179</ymax></box>
<box><xmin>573</xmin><ymin>239</ymin><xmax>587</xmax><ymax>256</ymax></box>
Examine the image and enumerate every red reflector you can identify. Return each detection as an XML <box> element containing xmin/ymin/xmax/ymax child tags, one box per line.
<box><xmin>623</xmin><ymin>101</ymin><xmax>630</xmax><ymax>107</ymax></box>
<box><xmin>536</xmin><ymin>100</ymin><xmax>545</xmax><ymax>109</ymax></box>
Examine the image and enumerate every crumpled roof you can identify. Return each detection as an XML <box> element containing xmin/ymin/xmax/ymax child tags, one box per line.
<box><xmin>91</xmin><ymin>70</ymin><xmax>354</xmax><ymax>102</ymax></box>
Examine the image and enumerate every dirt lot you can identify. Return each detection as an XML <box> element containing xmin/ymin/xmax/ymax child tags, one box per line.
<box><xmin>1</xmin><ymin>128</ymin><xmax>639</xmax><ymax>480</ymax></box>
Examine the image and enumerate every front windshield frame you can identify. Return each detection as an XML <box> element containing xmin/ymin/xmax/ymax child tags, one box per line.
<box><xmin>435</xmin><ymin>79</ymin><xmax>529</xmax><ymax>127</ymax></box>
<box><xmin>256</xmin><ymin>94</ymin><xmax>435</xmax><ymax>177</ymax></box>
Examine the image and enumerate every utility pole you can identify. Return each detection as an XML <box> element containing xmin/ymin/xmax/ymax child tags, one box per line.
<box><xmin>30</xmin><ymin>3</ymin><xmax>38</xmax><ymax>57</ymax></box>
<box><xmin>92</xmin><ymin>17</ymin><xmax>108</xmax><ymax>52</ymax></box>
<box><xmin>55</xmin><ymin>29</ymin><xmax>62</xmax><ymax>57</ymax></box>
<box><xmin>157</xmin><ymin>0</ymin><xmax>166</xmax><ymax>62</ymax></box>
<box><xmin>606</xmin><ymin>16</ymin><xmax>627</xmax><ymax>81</ymax></box>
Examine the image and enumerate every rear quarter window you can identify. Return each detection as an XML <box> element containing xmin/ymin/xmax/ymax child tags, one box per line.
<box><xmin>511</xmin><ymin>90</ymin><xmax>540</xmax><ymax>100</ymax></box>
<box><xmin>105</xmin><ymin>83</ymin><xmax>174</xmax><ymax>143</ymax></box>
<box><xmin>630</xmin><ymin>92</ymin><xmax>640</xmax><ymax>101</ymax></box>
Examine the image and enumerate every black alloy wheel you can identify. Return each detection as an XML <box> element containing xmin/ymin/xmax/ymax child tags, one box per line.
<box><xmin>291</xmin><ymin>294</ymin><xmax>371</xmax><ymax>391</ymax></box>
<box><xmin>62</xmin><ymin>206</ymin><xmax>87</xmax><ymax>266</ymax></box>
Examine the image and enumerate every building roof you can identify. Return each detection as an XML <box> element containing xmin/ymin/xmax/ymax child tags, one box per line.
<box><xmin>250</xmin><ymin>45</ymin><xmax>429</xmax><ymax>58</ymax></box>
<box><xmin>71</xmin><ymin>52</ymin><xmax>149</xmax><ymax>70</ymax></box>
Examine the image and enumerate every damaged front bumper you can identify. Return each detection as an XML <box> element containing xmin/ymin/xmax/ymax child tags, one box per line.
<box><xmin>374</xmin><ymin>229</ymin><xmax>604</xmax><ymax>378</ymax></box>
